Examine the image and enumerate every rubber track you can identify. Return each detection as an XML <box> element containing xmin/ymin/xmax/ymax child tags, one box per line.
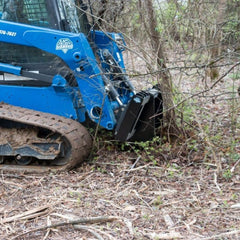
<box><xmin>0</xmin><ymin>103</ymin><xmax>92</xmax><ymax>173</ymax></box>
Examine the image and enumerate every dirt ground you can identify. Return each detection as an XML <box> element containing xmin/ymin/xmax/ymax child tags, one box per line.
<box><xmin>0</xmin><ymin>152</ymin><xmax>239</xmax><ymax>240</ymax></box>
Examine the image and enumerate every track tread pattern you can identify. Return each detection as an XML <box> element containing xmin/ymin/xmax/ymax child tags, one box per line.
<box><xmin>0</xmin><ymin>103</ymin><xmax>92</xmax><ymax>173</ymax></box>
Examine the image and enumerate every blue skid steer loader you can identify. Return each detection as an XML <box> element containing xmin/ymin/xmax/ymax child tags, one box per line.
<box><xmin>0</xmin><ymin>0</ymin><xmax>163</xmax><ymax>172</ymax></box>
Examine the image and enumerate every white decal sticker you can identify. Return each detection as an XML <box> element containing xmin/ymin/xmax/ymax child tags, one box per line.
<box><xmin>0</xmin><ymin>29</ymin><xmax>17</xmax><ymax>37</ymax></box>
<box><xmin>56</xmin><ymin>38</ymin><xmax>73</xmax><ymax>53</ymax></box>
<box><xmin>116</xmin><ymin>52</ymin><xmax>121</xmax><ymax>62</ymax></box>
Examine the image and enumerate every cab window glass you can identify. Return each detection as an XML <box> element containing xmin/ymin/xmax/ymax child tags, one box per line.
<box><xmin>0</xmin><ymin>0</ymin><xmax>50</xmax><ymax>28</ymax></box>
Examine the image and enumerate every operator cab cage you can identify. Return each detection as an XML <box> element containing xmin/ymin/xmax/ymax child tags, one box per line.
<box><xmin>0</xmin><ymin>0</ymin><xmax>90</xmax><ymax>34</ymax></box>
<box><xmin>0</xmin><ymin>0</ymin><xmax>91</xmax><ymax>84</ymax></box>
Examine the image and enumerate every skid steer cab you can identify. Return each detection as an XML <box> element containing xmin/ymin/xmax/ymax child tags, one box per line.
<box><xmin>0</xmin><ymin>0</ymin><xmax>163</xmax><ymax>171</ymax></box>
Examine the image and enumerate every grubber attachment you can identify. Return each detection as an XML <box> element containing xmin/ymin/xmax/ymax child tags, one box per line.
<box><xmin>115</xmin><ymin>87</ymin><xmax>163</xmax><ymax>142</ymax></box>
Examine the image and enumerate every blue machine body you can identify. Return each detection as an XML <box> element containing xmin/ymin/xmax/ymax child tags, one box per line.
<box><xmin>0</xmin><ymin>20</ymin><xmax>131</xmax><ymax>130</ymax></box>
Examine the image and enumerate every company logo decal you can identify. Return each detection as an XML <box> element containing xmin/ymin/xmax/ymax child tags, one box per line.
<box><xmin>56</xmin><ymin>38</ymin><xmax>73</xmax><ymax>53</ymax></box>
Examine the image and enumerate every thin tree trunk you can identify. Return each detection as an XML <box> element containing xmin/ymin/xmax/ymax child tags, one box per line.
<box><xmin>139</xmin><ymin>0</ymin><xmax>178</xmax><ymax>134</ymax></box>
<box><xmin>209</xmin><ymin>0</ymin><xmax>226</xmax><ymax>80</ymax></box>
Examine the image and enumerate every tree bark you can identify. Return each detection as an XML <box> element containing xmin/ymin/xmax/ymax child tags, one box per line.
<box><xmin>139</xmin><ymin>0</ymin><xmax>178</xmax><ymax>134</ymax></box>
<box><xmin>209</xmin><ymin>0</ymin><xmax>226</xmax><ymax>80</ymax></box>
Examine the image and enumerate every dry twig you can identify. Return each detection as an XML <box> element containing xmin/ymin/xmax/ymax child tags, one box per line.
<box><xmin>126</xmin><ymin>156</ymin><xmax>141</xmax><ymax>175</ymax></box>
<box><xmin>213</xmin><ymin>173</ymin><xmax>222</xmax><ymax>192</ymax></box>
<box><xmin>231</xmin><ymin>159</ymin><xmax>240</xmax><ymax>173</ymax></box>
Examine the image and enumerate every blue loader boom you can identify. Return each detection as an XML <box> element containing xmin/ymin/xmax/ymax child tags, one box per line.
<box><xmin>0</xmin><ymin>0</ymin><xmax>162</xmax><ymax>172</ymax></box>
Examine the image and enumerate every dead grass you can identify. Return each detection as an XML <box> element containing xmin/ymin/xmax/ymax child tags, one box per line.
<box><xmin>0</xmin><ymin>150</ymin><xmax>239</xmax><ymax>240</ymax></box>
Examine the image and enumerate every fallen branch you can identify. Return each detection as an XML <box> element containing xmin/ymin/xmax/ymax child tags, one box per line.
<box><xmin>1</xmin><ymin>205</ymin><xmax>50</xmax><ymax>224</ymax></box>
<box><xmin>10</xmin><ymin>216</ymin><xmax>118</xmax><ymax>240</ymax></box>
<box><xmin>52</xmin><ymin>213</ymin><xmax>114</xmax><ymax>240</ymax></box>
